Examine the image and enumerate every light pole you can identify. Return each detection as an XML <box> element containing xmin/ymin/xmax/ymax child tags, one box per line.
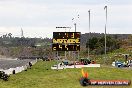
<box><xmin>104</xmin><ymin>6</ymin><xmax>107</xmax><ymax>63</ymax></box>
<box><xmin>74</xmin><ymin>23</ymin><xmax>76</xmax><ymax>68</ymax></box>
<box><xmin>74</xmin><ymin>23</ymin><xmax>76</xmax><ymax>32</ymax></box>
<box><xmin>56</xmin><ymin>51</ymin><xmax>59</xmax><ymax>70</ymax></box>
<box><xmin>88</xmin><ymin>10</ymin><xmax>90</xmax><ymax>59</ymax></box>
<box><xmin>72</xmin><ymin>14</ymin><xmax>79</xmax><ymax>68</ymax></box>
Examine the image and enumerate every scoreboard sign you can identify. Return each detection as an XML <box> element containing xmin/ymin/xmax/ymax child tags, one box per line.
<box><xmin>52</xmin><ymin>32</ymin><xmax>81</xmax><ymax>51</ymax></box>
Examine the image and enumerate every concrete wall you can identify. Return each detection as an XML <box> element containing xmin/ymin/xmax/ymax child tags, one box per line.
<box><xmin>0</xmin><ymin>59</ymin><xmax>37</xmax><ymax>75</ymax></box>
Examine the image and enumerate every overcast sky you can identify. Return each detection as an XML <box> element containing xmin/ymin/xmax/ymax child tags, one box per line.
<box><xmin>0</xmin><ymin>0</ymin><xmax>132</xmax><ymax>38</ymax></box>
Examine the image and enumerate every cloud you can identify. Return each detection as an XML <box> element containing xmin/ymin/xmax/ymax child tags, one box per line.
<box><xmin>0</xmin><ymin>0</ymin><xmax>131</xmax><ymax>38</ymax></box>
<box><xmin>0</xmin><ymin>0</ymin><xmax>48</xmax><ymax>26</ymax></box>
<box><xmin>0</xmin><ymin>26</ymin><xmax>55</xmax><ymax>38</ymax></box>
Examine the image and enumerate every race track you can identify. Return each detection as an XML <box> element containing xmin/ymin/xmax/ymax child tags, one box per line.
<box><xmin>0</xmin><ymin>59</ymin><xmax>34</xmax><ymax>69</ymax></box>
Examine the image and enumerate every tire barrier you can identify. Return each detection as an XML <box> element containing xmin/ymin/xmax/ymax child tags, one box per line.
<box><xmin>29</xmin><ymin>62</ymin><xmax>32</xmax><ymax>69</ymax></box>
<box><xmin>12</xmin><ymin>70</ymin><xmax>15</xmax><ymax>74</ymax></box>
<box><xmin>80</xmin><ymin>77</ymin><xmax>91</xmax><ymax>86</ymax></box>
<box><xmin>0</xmin><ymin>71</ymin><xmax>9</xmax><ymax>81</ymax></box>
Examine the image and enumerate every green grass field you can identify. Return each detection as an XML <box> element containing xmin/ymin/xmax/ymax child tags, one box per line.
<box><xmin>0</xmin><ymin>61</ymin><xmax>132</xmax><ymax>88</ymax></box>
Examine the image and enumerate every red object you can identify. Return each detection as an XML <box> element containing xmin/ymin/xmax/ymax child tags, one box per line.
<box><xmin>91</xmin><ymin>61</ymin><xmax>96</xmax><ymax>64</ymax></box>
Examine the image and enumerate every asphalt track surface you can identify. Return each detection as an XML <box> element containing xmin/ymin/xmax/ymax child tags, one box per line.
<box><xmin>0</xmin><ymin>59</ymin><xmax>34</xmax><ymax>69</ymax></box>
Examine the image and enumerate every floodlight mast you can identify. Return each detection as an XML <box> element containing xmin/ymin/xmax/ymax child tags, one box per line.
<box><xmin>72</xmin><ymin>14</ymin><xmax>79</xmax><ymax>68</ymax></box>
<box><xmin>88</xmin><ymin>10</ymin><xmax>90</xmax><ymax>59</ymax></box>
<box><xmin>74</xmin><ymin>23</ymin><xmax>76</xmax><ymax>68</ymax></box>
<box><xmin>104</xmin><ymin>6</ymin><xmax>107</xmax><ymax>64</ymax></box>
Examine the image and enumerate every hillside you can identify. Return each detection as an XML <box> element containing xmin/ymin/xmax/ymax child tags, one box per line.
<box><xmin>0</xmin><ymin>61</ymin><xmax>132</xmax><ymax>88</ymax></box>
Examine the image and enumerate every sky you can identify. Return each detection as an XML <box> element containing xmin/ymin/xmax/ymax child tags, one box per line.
<box><xmin>0</xmin><ymin>0</ymin><xmax>132</xmax><ymax>38</ymax></box>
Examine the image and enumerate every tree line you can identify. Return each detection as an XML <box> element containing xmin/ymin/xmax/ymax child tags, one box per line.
<box><xmin>86</xmin><ymin>36</ymin><xmax>121</xmax><ymax>54</ymax></box>
<box><xmin>0</xmin><ymin>33</ymin><xmax>131</xmax><ymax>57</ymax></box>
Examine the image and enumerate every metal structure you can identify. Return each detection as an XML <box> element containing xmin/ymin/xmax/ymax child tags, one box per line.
<box><xmin>104</xmin><ymin>6</ymin><xmax>107</xmax><ymax>63</ymax></box>
<box><xmin>88</xmin><ymin>10</ymin><xmax>90</xmax><ymax>59</ymax></box>
<box><xmin>74</xmin><ymin>23</ymin><xmax>76</xmax><ymax>68</ymax></box>
<box><xmin>72</xmin><ymin>14</ymin><xmax>80</xmax><ymax>68</ymax></box>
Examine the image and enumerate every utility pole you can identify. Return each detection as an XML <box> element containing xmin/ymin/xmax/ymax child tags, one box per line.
<box><xmin>104</xmin><ymin>6</ymin><xmax>107</xmax><ymax>64</ymax></box>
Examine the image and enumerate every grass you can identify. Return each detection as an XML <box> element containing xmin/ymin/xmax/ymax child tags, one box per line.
<box><xmin>0</xmin><ymin>61</ymin><xmax>132</xmax><ymax>88</ymax></box>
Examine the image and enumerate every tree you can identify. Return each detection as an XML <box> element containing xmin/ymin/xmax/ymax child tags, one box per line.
<box><xmin>86</xmin><ymin>36</ymin><xmax>121</xmax><ymax>54</ymax></box>
<box><xmin>8</xmin><ymin>33</ymin><xmax>12</xmax><ymax>38</ymax></box>
<box><xmin>86</xmin><ymin>37</ymin><xmax>98</xmax><ymax>50</ymax></box>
